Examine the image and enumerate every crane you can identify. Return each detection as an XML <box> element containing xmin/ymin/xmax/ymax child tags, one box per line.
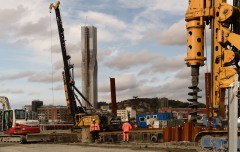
<box><xmin>49</xmin><ymin>2</ymin><xmax>122</xmax><ymax>137</ymax></box>
<box><xmin>49</xmin><ymin>1</ymin><xmax>101</xmax><ymax>128</ymax></box>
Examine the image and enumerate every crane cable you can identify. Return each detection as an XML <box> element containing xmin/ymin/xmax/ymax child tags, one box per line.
<box><xmin>49</xmin><ymin>9</ymin><xmax>55</xmax><ymax>106</ymax></box>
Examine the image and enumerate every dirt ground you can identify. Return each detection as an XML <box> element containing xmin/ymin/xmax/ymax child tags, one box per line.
<box><xmin>0</xmin><ymin>143</ymin><xmax>197</xmax><ymax>152</ymax></box>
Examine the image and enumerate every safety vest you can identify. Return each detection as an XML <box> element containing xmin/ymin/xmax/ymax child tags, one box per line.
<box><xmin>122</xmin><ymin>122</ymin><xmax>132</xmax><ymax>133</ymax></box>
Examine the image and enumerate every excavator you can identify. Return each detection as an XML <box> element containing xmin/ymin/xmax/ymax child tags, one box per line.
<box><xmin>0</xmin><ymin>96</ymin><xmax>40</xmax><ymax>143</ymax></box>
<box><xmin>185</xmin><ymin>0</ymin><xmax>240</xmax><ymax>151</ymax></box>
<box><xmin>0</xmin><ymin>96</ymin><xmax>79</xmax><ymax>144</ymax></box>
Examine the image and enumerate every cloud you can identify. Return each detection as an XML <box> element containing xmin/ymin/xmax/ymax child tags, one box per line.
<box><xmin>150</xmin><ymin>77</ymin><xmax>159</xmax><ymax>83</ymax></box>
<box><xmin>0</xmin><ymin>5</ymin><xmax>27</xmax><ymax>38</ymax></box>
<box><xmin>28</xmin><ymin>91</ymin><xmax>41</xmax><ymax>95</ymax></box>
<box><xmin>28</xmin><ymin>71</ymin><xmax>63</xmax><ymax>83</ymax></box>
<box><xmin>98</xmin><ymin>30</ymin><xmax>118</xmax><ymax>42</ymax></box>
<box><xmin>17</xmin><ymin>16</ymin><xmax>49</xmax><ymax>38</ymax></box>
<box><xmin>50</xmin><ymin>84</ymin><xmax>64</xmax><ymax>91</ymax></box>
<box><xmin>79</xmin><ymin>11</ymin><xmax>127</xmax><ymax>29</ymax></box>
<box><xmin>53</xmin><ymin>51</ymin><xmax>82</xmax><ymax>70</ymax></box>
<box><xmin>157</xmin><ymin>19</ymin><xmax>186</xmax><ymax>45</ymax></box>
<box><xmin>98</xmin><ymin>48</ymin><xmax>115</xmax><ymax>62</ymax></box>
<box><xmin>122</xmin><ymin>29</ymin><xmax>145</xmax><ymax>42</ymax></box>
<box><xmin>139</xmin><ymin>55</ymin><xmax>185</xmax><ymax>75</ymax></box>
<box><xmin>104</xmin><ymin>50</ymin><xmax>159</xmax><ymax>70</ymax></box>
<box><xmin>115</xmin><ymin>74</ymin><xmax>139</xmax><ymax>91</ymax></box>
<box><xmin>27</xmin><ymin>67</ymin><xmax>82</xmax><ymax>84</ymax></box>
<box><xmin>99</xmin><ymin>74</ymin><xmax>138</xmax><ymax>93</ymax></box>
<box><xmin>78</xmin><ymin>11</ymin><xmax>128</xmax><ymax>42</ymax></box>
<box><xmin>119</xmin><ymin>0</ymin><xmax>188</xmax><ymax>43</ymax></box>
<box><xmin>0</xmin><ymin>5</ymin><xmax>27</xmax><ymax>24</ymax></box>
<box><xmin>117</xmin><ymin>0</ymin><xmax>187</xmax><ymax>13</ymax></box>
<box><xmin>0</xmin><ymin>71</ymin><xmax>34</xmax><ymax>80</ymax></box>
<box><xmin>0</xmin><ymin>89</ymin><xmax>24</xmax><ymax>94</ymax></box>
<box><xmin>49</xmin><ymin>44</ymin><xmax>61</xmax><ymax>54</ymax></box>
<box><xmin>116</xmin><ymin>0</ymin><xmax>152</xmax><ymax>9</ymax></box>
<box><xmin>175</xmin><ymin>67</ymin><xmax>191</xmax><ymax>79</ymax></box>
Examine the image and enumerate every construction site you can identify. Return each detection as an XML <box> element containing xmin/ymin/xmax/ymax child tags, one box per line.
<box><xmin>1</xmin><ymin>0</ymin><xmax>240</xmax><ymax>151</ymax></box>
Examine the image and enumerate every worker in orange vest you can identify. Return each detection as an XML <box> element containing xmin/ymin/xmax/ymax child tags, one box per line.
<box><xmin>90</xmin><ymin>119</ymin><xmax>100</xmax><ymax>142</ymax></box>
<box><xmin>122</xmin><ymin>119</ymin><xmax>132</xmax><ymax>142</ymax></box>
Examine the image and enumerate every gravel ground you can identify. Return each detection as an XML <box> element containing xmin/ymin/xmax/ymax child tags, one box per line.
<box><xmin>0</xmin><ymin>142</ymin><xmax>197</xmax><ymax>152</ymax></box>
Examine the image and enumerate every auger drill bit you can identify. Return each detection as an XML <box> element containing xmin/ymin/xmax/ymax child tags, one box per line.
<box><xmin>184</xmin><ymin>18</ymin><xmax>205</xmax><ymax>123</ymax></box>
<box><xmin>188</xmin><ymin>65</ymin><xmax>201</xmax><ymax>123</ymax></box>
<box><xmin>185</xmin><ymin>2</ymin><xmax>205</xmax><ymax>122</ymax></box>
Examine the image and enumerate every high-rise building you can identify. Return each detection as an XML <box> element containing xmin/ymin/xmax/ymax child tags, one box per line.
<box><xmin>32</xmin><ymin>100</ymin><xmax>43</xmax><ymax>112</ymax></box>
<box><xmin>81</xmin><ymin>26</ymin><xmax>98</xmax><ymax>109</ymax></box>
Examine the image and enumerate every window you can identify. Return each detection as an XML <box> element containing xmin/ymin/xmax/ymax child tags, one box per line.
<box><xmin>139</xmin><ymin>117</ymin><xmax>145</xmax><ymax>122</ymax></box>
<box><xmin>3</xmin><ymin>111</ymin><xmax>9</xmax><ymax>130</ymax></box>
<box><xmin>15</xmin><ymin>110</ymin><xmax>25</xmax><ymax>119</ymax></box>
<box><xmin>153</xmin><ymin>115</ymin><xmax>157</xmax><ymax>119</ymax></box>
<box><xmin>146</xmin><ymin>115</ymin><xmax>150</xmax><ymax>119</ymax></box>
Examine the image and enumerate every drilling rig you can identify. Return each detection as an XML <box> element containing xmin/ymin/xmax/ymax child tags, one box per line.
<box><xmin>185</xmin><ymin>0</ymin><xmax>240</xmax><ymax>151</ymax></box>
<box><xmin>49</xmin><ymin>1</ymin><xmax>121</xmax><ymax>139</ymax></box>
<box><xmin>49</xmin><ymin>1</ymin><xmax>100</xmax><ymax>128</ymax></box>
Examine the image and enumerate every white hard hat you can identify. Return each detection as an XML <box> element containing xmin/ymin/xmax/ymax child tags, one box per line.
<box><xmin>125</xmin><ymin>118</ymin><xmax>128</xmax><ymax>122</ymax></box>
<box><xmin>92</xmin><ymin>119</ymin><xmax>96</xmax><ymax>122</ymax></box>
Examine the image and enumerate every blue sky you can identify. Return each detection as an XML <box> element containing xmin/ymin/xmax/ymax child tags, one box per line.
<box><xmin>0</xmin><ymin>0</ymin><xmax>223</xmax><ymax>109</ymax></box>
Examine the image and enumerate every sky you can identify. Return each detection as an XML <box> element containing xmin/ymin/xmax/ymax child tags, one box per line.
<box><xmin>1</xmin><ymin>0</ymin><xmax>230</xmax><ymax>109</ymax></box>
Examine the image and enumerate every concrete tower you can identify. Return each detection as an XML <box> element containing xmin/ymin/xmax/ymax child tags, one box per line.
<box><xmin>81</xmin><ymin>26</ymin><xmax>98</xmax><ymax>109</ymax></box>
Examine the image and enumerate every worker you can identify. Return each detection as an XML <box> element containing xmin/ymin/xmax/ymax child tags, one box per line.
<box><xmin>134</xmin><ymin>123</ymin><xmax>138</xmax><ymax>128</ymax></box>
<box><xmin>122</xmin><ymin>119</ymin><xmax>132</xmax><ymax>142</ymax></box>
<box><xmin>209</xmin><ymin>119</ymin><xmax>214</xmax><ymax>128</ymax></box>
<box><xmin>90</xmin><ymin>119</ymin><xmax>100</xmax><ymax>142</ymax></box>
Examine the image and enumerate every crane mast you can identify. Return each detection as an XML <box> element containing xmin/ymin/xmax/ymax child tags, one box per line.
<box><xmin>185</xmin><ymin>0</ymin><xmax>240</xmax><ymax>122</ymax></box>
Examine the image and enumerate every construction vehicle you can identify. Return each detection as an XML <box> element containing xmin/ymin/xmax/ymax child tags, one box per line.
<box><xmin>0</xmin><ymin>96</ymin><xmax>79</xmax><ymax>143</ymax></box>
<box><xmin>0</xmin><ymin>96</ymin><xmax>41</xmax><ymax>143</ymax></box>
<box><xmin>49</xmin><ymin>1</ymin><xmax>120</xmax><ymax>134</ymax></box>
<box><xmin>49</xmin><ymin>1</ymin><xmax>98</xmax><ymax>127</ymax></box>
<box><xmin>184</xmin><ymin>0</ymin><xmax>240</xmax><ymax>151</ymax></box>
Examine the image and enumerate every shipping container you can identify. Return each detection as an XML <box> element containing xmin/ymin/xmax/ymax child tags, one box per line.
<box><xmin>136</xmin><ymin>113</ymin><xmax>173</xmax><ymax>128</ymax></box>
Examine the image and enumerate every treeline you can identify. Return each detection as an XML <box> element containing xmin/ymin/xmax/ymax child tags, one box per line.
<box><xmin>98</xmin><ymin>97</ymin><xmax>206</xmax><ymax>113</ymax></box>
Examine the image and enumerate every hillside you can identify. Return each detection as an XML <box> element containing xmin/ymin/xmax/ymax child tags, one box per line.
<box><xmin>106</xmin><ymin>97</ymin><xmax>206</xmax><ymax>113</ymax></box>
